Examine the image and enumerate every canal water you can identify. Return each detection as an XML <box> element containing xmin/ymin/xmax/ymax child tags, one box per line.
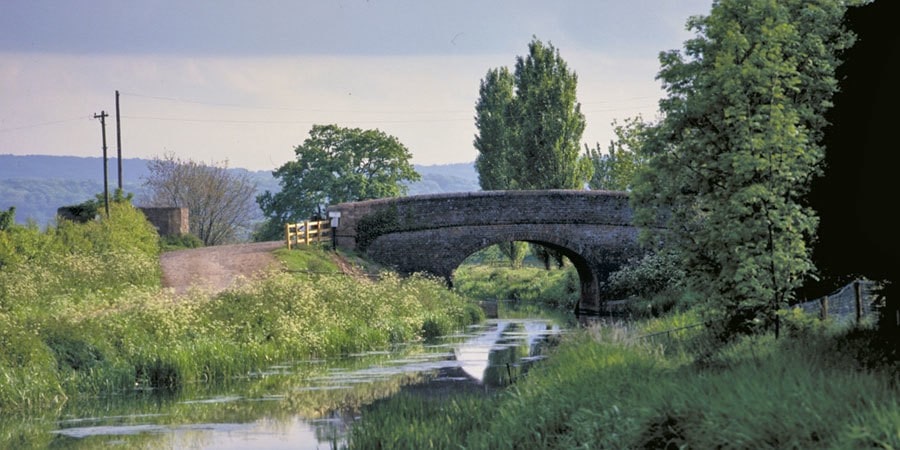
<box><xmin>3</xmin><ymin>303</ymin><xmax>572</xmax><ymax>449</ymax></box>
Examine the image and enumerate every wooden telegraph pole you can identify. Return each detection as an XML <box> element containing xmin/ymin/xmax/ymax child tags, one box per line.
<box><xmin>115</xmin><ymin>90</ymin><xmax>123</xmax><ymax>191</ymax></box>
<box><xmin>93</xmin><ymin>110</ymin><xmax>110</xmax><ymax>217</ymax></box>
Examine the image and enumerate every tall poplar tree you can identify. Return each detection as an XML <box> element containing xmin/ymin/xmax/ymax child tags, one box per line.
<box><xmin>632</xmin><ymin>0</ymin><xmax>856</xmax><ymax>333</ymax></box>
<box><xmin>512</xmin><ymin>37</ymin><xmax>589</xmax><ymax>190</ymax></box>
<box><xmin>473</xmin><ymin>37</ymin><xmax>591</xmax><ymax>191</ymax></box>
<box><xmin>474</xmin><ymin>67</ymin><xmax>517</xmax><ymax>191</ymax></box>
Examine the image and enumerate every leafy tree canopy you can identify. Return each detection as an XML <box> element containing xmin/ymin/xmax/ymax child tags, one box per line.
<box><xmin>632</xmin><ymin>0</ymin><xmax>856</xmax><ymax>334</ymax></box>
<box><xmin>587</xmin><ymin>116</ymin><xmax>650</xmax><ymax>191</ymax></box>
<box><xmin>257</xmin><ymin>124</ymin><xmax>420</xmax><ymax>240</ymax></box>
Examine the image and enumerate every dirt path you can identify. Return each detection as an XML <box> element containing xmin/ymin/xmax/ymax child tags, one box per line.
<box><xmin>160</xmin><ymin>241</ymin><xmax>284</xmax><ymax>295</ymax></box>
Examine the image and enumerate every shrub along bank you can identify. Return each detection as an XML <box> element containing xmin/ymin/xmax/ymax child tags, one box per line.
<box><xmin>349</xmin><ymin>312</ymin><xmax>900</xmax><ymax>449</ymax></box>
<box><xmin>0</xmin><ymin>203</ymin><xmax>483</xmax><ymax>414</ymax></box>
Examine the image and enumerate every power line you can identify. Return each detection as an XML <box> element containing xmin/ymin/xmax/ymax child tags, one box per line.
<box><xmin>0</xmin><ymin>116</ymin><xmax>89</xmax><ymax>133</ymax></box>
<box><xmin>121</xmin><ymin>115</ymin><xmax>472</xmax><ymax>125</ymax></box>
<box><xmin>119</xmin><ymin>91</ymin><xmax>473</xmax><ymax>115</ymax></box>
<box><xmin>121</xmin><ymin>91</ymin><xmax>659</xmax><ymax>116</ymax></box>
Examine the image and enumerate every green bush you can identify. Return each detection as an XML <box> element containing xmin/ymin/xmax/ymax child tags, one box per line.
<box><xmin>160</xmin><ymin>233</ymin><xmax>204</xmax><ymax>251</ymax></box>
<box><xmin>605</xmin><ymin>250</ymin><xmax>685</xmax><ymax>300</ymax></box>
<box><xmin>0</xmin><ymin>207</ymin><xmax>14</xmax><ymax>231</ymax></box>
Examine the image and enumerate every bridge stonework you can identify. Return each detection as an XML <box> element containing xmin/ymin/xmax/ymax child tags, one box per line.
<box><xmin>327</xmin><ymin>190</ymin><xmax>645</xmax><ymax>315</ymax></box>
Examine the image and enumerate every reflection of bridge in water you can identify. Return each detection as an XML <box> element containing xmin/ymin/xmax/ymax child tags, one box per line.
<box><xmin>453</xmin><ymin>319</ymin><xmax>562</xmax><ymax>386</ymax></box>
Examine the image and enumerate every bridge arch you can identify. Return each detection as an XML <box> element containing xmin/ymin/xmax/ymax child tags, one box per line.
<box><xmin>437</xmin><ymin>231</ymin><xmax>600</xmax><ymax>304</ymax></box>
<box><xmin>327</xmin><ymin>190</ymin><xmax>646</xmax><ymax>315</ymax></box>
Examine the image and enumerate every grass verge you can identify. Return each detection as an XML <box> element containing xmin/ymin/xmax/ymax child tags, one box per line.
<box><xmin>348</xmin><ymin>311</ymin><xmax>900</xmax><ymax>449</ymax></box>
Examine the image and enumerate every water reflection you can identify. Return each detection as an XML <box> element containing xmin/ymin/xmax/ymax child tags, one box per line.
<box><xmin>455</xmin><ymin>320</ymin><xmax>561</xmax><ymax>386</ymax></box>
<box><xmin>7</xmin><ymin>315</ymin><xmax>565</xmax><ymax>449</ymax></box>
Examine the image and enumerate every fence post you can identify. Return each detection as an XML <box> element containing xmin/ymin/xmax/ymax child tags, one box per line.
<box><xmin>285</xmin><ymin>223</ymin><xmax>292</xmax><ymax>250</ymax></box>
<box><xmin>854</xmin><ymin>280</ymin><xmax>863</xmax><ymax>325</ymax></box>
<box><xmin>820</xmin><ymin>296</ymin><xmax>828</xmax><ymax>321</ymax></box>
<box><xmin>304</xmin><ymin>220</ymin><xmax>310</xmax><ymax>246</ymax></box>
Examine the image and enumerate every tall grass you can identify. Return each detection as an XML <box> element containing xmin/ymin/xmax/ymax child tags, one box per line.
<box><xmin>0</xmin><ymin>203</ymin><xmax>483</xmax><ymax>415</ymax></box>
<box><xmin>349</xmin><ymin>313</ymin><xmax>900</xmax><ymax>449</ymax></box>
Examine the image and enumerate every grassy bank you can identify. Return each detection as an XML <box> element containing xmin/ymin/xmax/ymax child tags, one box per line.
<box><xmin>349</xmin><ymin>312</ymin><xmax>900</xmax><ymax>448</ymax></box>
<box><xmin>0</xmin><ymin>204</ymin><xmax>483</xmax><ymax>414</ymax></box>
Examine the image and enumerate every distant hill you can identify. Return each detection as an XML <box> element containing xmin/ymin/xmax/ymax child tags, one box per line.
<box><xmin>0</xmin><ymin>154</ymin><xmax>478</xmax><ymax>225</ymax></box>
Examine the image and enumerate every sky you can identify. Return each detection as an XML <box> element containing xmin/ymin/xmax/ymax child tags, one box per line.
<box><xmin>0</xmin><ymin>0</ymin><xmax>713</xmax><ymax>172</ymax></box>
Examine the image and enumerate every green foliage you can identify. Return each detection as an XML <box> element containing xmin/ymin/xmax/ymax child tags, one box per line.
<box><xmin>474</xmin><ymin>67</ymin><xmax>517</xmax><ymax>190</ymax></box>
<box><xmin>349</xmin><ymin>392</ymin><xmax>498</xmax><ymax>449</ymax></box>
<box><xmin>512</xmin><ymin>37</ymin><xmax>591</xmax><ymax>190</ymax></box>
<box><xmin>272</xmin><ymin>246</ymin><xmax>338</xmax><ymax>273</ymax></box>
<box><xmin>355</xmin><ymin>206</ymin><xmax>399</xmax><ymax>252</ymax></box>
<box><xmin>473</xmin><ymin>37</ymin><xmax>591</xmax><ymax>191</ymax></box>
<box><xmin>606</xmin><ymin>250</ymin><xmax>685</xmax><ymax>300</ymax></box>
<box><xmin>0</xmin><ymin>207</ymin><xmax>14</xmax><ymax>231</ymax></box>
<box><xmin>473</xmin><ymin>38</ymin><xmax>591</xmax><ymax>267</ymax></box>
<box><xmin>0</xmin><ymin>224</ymin><xmax>482</xmax><ymax>414</ymax></box>
<box><xmin>587</xmin><ymin>116</ymin><xmax>650</xmax><ymax>191</ymax></box>
<box><xmin>350</xmin><ymin>318</ymin><xmax>900</xmax><ymax>449</ymax></box>
<box><xmin>0</xmin><ymin>198</ymin><xmax>161</xmax><ymax>410</ymax></box>
<box><xmin>258</xmin><ymin>124</ymin><xmax>420</xmax><ymax>236</ymax></box>
<box><xmin>57</xmin><ymin>198</ymin><xmax>99</xmax><ymax>223</ymax></box>
<box><xmin>251</xmin><ymin>217</ymin><xmax>285</xmax><ymax>242</ymax></box>
<box><xmin>159</xmin><ymin>233</ymin><xmax>204</xmax><ymax>251</ymax></box>
<box><xmin>632</xmin><ymin>0</ymin><xmax>856</xmax><ymax>334</ymax></box>
<box><xmin>454</xmin><ymin>264</ymin><xmax>580</xmax><ymax>310</ymax></box>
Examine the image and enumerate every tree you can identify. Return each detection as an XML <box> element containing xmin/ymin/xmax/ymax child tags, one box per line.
<box><xmin>473</xmin><ymin>37</ymin><xmax>592</xmax><ymax>191</ymax></box>
<box><xmin>257</xmin><ymin>124</ymin><xmax>420</xmax><ymax>240</ymax></box>
<box><xmin>474</xmin><ymin>67</ymin><xmax>517</xmax><ymax>191</ymax></box>
<box><xmin>512</xmin><ymin>37</ymin><xmax>591</xmax><ymax>190</ymax></box>
<box><xmin>141</xmin><ymin>154</ymin><xmax>258</xmax><ymax>246</ymax></box>
<box><xmin>632</xmin><ymin>0</ymin><xmax>855</xmax><ymax>334</ymax></box>
<box><xmin>587</xmin><ymin>116</ymin><xmax>650</xmax><ymax>191</ymax></box>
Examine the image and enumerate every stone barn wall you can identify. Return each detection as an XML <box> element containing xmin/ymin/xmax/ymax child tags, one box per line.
<box><xmin>138</xmin><ymin>207</ymin><xmax>189</xmax><ymax>236</ymax></box>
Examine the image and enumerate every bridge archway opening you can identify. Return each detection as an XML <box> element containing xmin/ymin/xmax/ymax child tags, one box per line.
<box><xmin>448</xmin><ymin>237</ymin><xmax>600</xmax><ymax>314</ymax></box>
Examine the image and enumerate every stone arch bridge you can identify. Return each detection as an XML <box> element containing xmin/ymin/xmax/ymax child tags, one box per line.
<box><xmin>326</xmin><ymin>190</ymin><xmax>645</xmax><ymax>315</ymax></box>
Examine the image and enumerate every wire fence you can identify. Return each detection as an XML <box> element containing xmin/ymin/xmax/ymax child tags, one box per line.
<box><xmin>793</xmin><ymin>279</ymin><xmax>880</xmax><ymax>326</ymax></box>
<box><xmin>631</xmin><ymin>279</ymin><xmax>881</xmax><ymax>343</ymax></box>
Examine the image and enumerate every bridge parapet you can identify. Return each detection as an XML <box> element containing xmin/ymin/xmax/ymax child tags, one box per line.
<box><xmin>327</xmin><ymin>190</ymin><xmax>633</xmax><ymax>251</ymax></box>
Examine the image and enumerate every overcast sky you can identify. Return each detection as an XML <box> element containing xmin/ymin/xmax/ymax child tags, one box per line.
<box><xmin>1</xmin><ymin>1</ymin><xmax>713</xmax><ymax>171</ymax></box>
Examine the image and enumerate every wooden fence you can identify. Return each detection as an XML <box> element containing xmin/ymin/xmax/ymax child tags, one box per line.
<box><xmin>285</xmin><ymin>219</ymin><xmax>333</xmax><ymax>250</ymax></box>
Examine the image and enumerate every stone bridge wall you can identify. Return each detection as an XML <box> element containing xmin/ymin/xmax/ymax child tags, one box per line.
<box><xmin>327</xmin><ymin>190</ymin><xmax>646</xmax><ymax>315</ymax></box>
<box><xmin>329</xmin><ymin>190</ymin><xmax>634</xmax><ymax>250</ymax></box>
